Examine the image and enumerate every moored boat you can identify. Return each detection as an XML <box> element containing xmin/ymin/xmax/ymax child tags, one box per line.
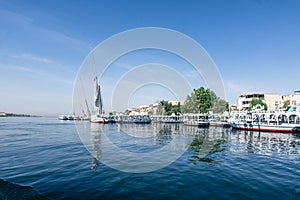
<box><xmin>183</xmin><ymin>114</ymin><xmax>210</xmax><ymax>127</ymax></box>
<box><xmin>228</xmin><ymin>111</ymin><xmax>300</xmax><ymax>133</ymax></box>
<box><xmin>151</xmin><ymin>115</ymin><xmax>182</xmax><ymax>123</ymax></box>
<box><xmin>90</xmin><ymin>115</ymin><xmax>107</xmax><ymax>124</ymax></box>
<box><xmin>58</xmin><ymin>115</ymin><xmax>75</xmax><ymax>120</ymax></box>
<box><xmin>133</xmin><ymin>115</ymin><xmax>151</xmax><ymax>124</ymax></box>
<box><xmin>58</xmin><ymin>115</ymin><xmax>68</xmax><ymax>120</ymax></box>
<box><xmin>115</xmin><ymin>114</ymin><xmax>151</xmax><ymax>124</ymax></box>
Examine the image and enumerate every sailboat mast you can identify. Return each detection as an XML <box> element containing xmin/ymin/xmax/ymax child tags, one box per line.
<box><xmin>98</xmin><ymin>84</ymin><xmax>103</xmax><ymax>115</ymax></box>
<box><xmin>85</xmin><ymin>98</ymin><xmax>91</xmax><ymax>117</ymax></box>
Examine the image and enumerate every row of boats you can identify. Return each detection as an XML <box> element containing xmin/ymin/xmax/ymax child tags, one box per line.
<box><xmin>59</xmin><ymin>111</ymin><xmax>300</xmax><ymax>133</ymax></box>
<box><xmin>183</xmin><ymin>111</ymin><xmax>300</xmax><ymax>133</ymax></box>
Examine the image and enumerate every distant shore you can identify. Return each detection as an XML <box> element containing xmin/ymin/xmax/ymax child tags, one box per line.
<box><xmin>0</xmin><ymin>112</ymin><xmax>39</xmax><ymax>117</ymax></box>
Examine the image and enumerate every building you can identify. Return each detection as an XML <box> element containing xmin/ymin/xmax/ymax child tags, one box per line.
<box><xmin>236</xmin><ymin>91</ymin><xmax>300</xmax><ymax>111</ymax></box>
<box><xmin>237</xmin><ymin>93</ymin><xmax>266</xmax><ymax>111</ymax></box>
<box><xmin>149</xmin><ymin>102</ymin><xmax>162</xmax><ymax>115</ymax></box>
<box><xmin>264</xmin><ymin>94</ymin><xmax>282</xmax><ymax>111</ymax></box>
<box><xmin>127</xmin><ymin>105</ymin><xmax>150</xmax><ymax>115</ymax></box>
<box><xmin>127</xmin><ymin>100</ymin><xmax>185</xmax><ymax>115</ymax></box>
<box><xmin>282</xmin><ymin>92</ymin><xmax>300</xmax><ymax>108</ymax></box>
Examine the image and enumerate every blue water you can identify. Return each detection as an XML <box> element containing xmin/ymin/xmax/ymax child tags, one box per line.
<box><xmin>0</xmin><ymin>117</ymin><xmax>300</xmax><ymax>199</ymax></box>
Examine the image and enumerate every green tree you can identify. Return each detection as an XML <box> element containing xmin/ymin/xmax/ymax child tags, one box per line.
<box><xmin>159</xmin><ymin>101</ymin><xmax>181</xmax><ymax>115</ymax></box>
<box><xmin>181</xmin><ymin>92</ymin><xmax>199</xmax><ymax>113</ymax></box>
<box><xmin>248</xmin><ymin>98</ymin><xmax>268</xmax><ymax>111</ymax></box>
<box><xmin>169</xmin><ymin>102</ymin><xmax>181</xmax><ymax>115</ymax></box>
<box><xmin>194</xmin><ymin>87</ymin><xmax>211</xmax><ymax>113</ymax></box>
<box><xmin>209</xmin><ymin>90</ymin><xmax>229</xmax><ymax>113</ymax></box>
<box><xmin>282</xmin><ymin>100</ymin><xmax>290</xmax><ymax>110</ymax></box>
<box><xmin>181</xmin><ymin>87</ymin><xmax>228</xmax><ymax>114</ymax></box>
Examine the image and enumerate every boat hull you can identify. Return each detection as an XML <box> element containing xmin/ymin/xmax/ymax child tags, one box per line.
<box><xmin>209</xmin><ymin>121</ymin><xmax>230</xmax><ymax>128</ymax></box>
<box><xmin>90</xmin><ymin>115</ymin><xmax>106</xmax><ymax>124</ymax></box>
<box><xmin>184</xmin><ymin>121</ymin><xmax>210</xmax><ymax>127</ymax></box>
<box><xmin>229</xmin><ymin>122</ymin><xmax>300</xmax><ymax>133</ymax></box>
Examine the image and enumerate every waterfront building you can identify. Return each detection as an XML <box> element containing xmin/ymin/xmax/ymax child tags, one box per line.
<box><xmin>147</xmin><ymin>100</ymin><xmax>185</xmax><ymax>115</ymax></box>
<box><xmin>127</xmin><ymin>105</ymin><xmax>150</xmax><ymax>115</ymax></box>
<box><xmin>237</xmin><ymin>93</ymin><xmax>275</xmax><ymax>111</ymax></box>
<box><xmin>236</xmin><ymin>91</ymin><xmax>300</xmax><ymax>112</ymax></box>
<box><xmin>264</xmin><ymin>94</ymin><xmax>282</xmax><ymax>111</ymax></box>
<box><xmin>282</xmin><ymin>92</ymin><xmax>300</xmax><ymax>108</ymax></box>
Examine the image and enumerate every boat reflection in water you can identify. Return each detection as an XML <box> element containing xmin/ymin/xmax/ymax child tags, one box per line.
<box><xmin>230</xmin><ymin>129</ymin><xmax>300</xmax><ymax>157</ymax></box>
<box><xmin>85</xmin><ymin>122</ymin><xmax>300</xmax><ymax>170</ymax></box>
<box><xmin>186</xmin><ymin>125</ymin><xmax>300</xmax><ymax>163</ymax></box>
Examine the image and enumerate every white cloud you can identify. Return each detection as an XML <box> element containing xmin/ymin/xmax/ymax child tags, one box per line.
<box><xmin>8</xmin><ymin>64</ymin><xmax>74</xmax><ymax>85</ymax></box>
<box><xmin>1</xmin><ymin>8</ymin><xmax>92</xmax><ymax>52</ymax></box>
<box><xmin>224</xmin><ymin>80</ymin><xmax>256</xmax><ymax>104</ymax></box>
<box><xmin>11</xmin><ymin>53</ymin><xmax>52</xmax><ymax>63</ymax></box>
<box><xmin>0</xmin><ymin>8</ymin><xmax>32</xmax><ymax>26</ymax></box>
<box><xmin>183</xmin><ymin>70</ymin><xmax>200</xmax><ymax>79</ymax></box>
<box><xmin>113</xmin><ymin>61</ymin><xmax>133</xmax><ymax>70</ymax></box>
<box><xmin>40</xmin><ymin>28</ymin><xmax>92</xmax><ymax>51</ymax></box>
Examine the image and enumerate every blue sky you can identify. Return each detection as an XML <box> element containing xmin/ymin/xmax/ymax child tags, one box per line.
<box><xmin>1</xmin><ymin>0</ymin><xmax>300</xmax><ymax>115</ymax></box>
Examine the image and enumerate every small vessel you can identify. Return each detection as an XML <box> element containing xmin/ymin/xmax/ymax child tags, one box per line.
<box><xmin>90</xmin><ymin>76</ymin><xmax>106</xmax><ymax>124</ymax></box>
<box><xmin>133</xmin><ymin>115</ymin><xmax>151</xmax><ymax>124</ymax></box>
<box><xmin>152</xmin><ymin>114</ymin><xmax>182</xmax><ymax>123</ymax></box>
<box><xmin>90</xmin><ymin>114</ymin><xmax>107</xmax><ymax>123</ymax></box>
<box><xmin>228</xmin><ymin>111</ymin><xmax>300</xmax><ymax>133</ymax></box>
<box><xmin>106</xmin><ymin>115</ymin><xmax>117</xmax><ymax>123</ymax></box>
<box><xmin>58</xmin><ymin>115</ymin><xmax>68</xmax><ymax>120</ymax></box>
<box><xmin>116</xmin><ymin>115</ymin><xmax>151</xmax><ymax>124</ymax></box>
<box><xmin>183</xmin><ymin>114</ymin><xmax>210</xmax><ymax>127</ymax></box>
<box><xmin>58</xmin><ymin>115</ymin><xmax>74</xmax><ymax>120</ymax></box>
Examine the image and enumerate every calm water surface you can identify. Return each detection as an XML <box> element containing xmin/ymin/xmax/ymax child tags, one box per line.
<box><xmin>0</xmin><ymin>117</ymin><xmax>300</xmax><ymax>199</ymax></box>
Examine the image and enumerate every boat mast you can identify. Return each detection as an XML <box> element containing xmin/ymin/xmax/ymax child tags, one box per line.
<box><xmin>98</xmin><ymin>84</ymin><xmax>103</xmax><ymax>115</ymax></box>
<box><xmin>85</xmin><ymin>98</ymin><xmax>91</xmax><ymax>117</ymax></box>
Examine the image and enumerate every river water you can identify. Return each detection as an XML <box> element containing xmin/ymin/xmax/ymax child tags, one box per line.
<box><xmin>0</xmin><ymin>117</ymin><xmax>299</xmax><ymax>199</ymax></box>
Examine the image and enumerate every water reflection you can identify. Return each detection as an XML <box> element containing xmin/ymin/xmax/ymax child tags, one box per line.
<box><xmin>86</xmin><ymin>122</ymin><xmax>300</xmax><ymax>171</ymax></box>
<box><xmin>186</xmin><ymin>126</ymin><xmax>229</xmax><ymax>164</ymax></box>
<box><xmin>88</xmin><ymin>123</ymin><xmax>192</xmax><ymax>173</ymax></box>
<box><xmin>90</xmin><ymin>123</ymin><xmax>103</xmax><ymax>171</ymax></box>
<box><xmin>231</xmin><ymin>130</ymin><xmax>300</xmax><ymax>158</ymax></box>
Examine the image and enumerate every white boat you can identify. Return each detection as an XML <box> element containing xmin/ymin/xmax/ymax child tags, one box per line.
<box><xmin>115</xmin><ymin>115</ymin><xmax>151</xmax><ymax>124</ymax></box>
<box><xmin>58</xmin><ymin>115</ymin><xmax>74</xmax><ymax>120</ymax></box>
<box><xmin>183</xmin><ymin>114</ymin><xmax>210</xmax><ymax>127</ymax></box>
<box><xmin>90</xmin><ymin>114</ymin><xmax>107</xmax><ymax>123</ymax></box>
<box><xmin>228</xmin><ymin>111</ymin><xmax>300</xmax><ymax>133</ymax></box>
<box><xmin>58</xmin><ymin>115</ymin><xmax>68</xmax><ymax>120</ymax></box>
<box><xmin>152</xmin><ymin>114</ymin><xmax>182</xmax><ymax>123</ymax></box>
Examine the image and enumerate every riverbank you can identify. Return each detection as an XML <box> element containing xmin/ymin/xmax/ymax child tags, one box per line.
<box><xmin>0</xmin><ymin>112</ymin><xmax>39</xmax><ymax>117</ymax></box>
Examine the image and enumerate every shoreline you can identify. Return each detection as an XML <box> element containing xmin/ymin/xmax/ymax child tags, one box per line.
<box><xmin>0</xmin><ymin>112</ymin><xmax>40</xmax><ymax>117</ymax></box>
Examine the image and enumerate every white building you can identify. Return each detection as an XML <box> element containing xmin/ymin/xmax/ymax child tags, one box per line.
<box><xmin>236</xmin><ymin>91</ymin><xmax>300</xmax><ymax>111</ymax></box>
<box><xmin>237</xmin><ymin>93</ymin><xmax>266</xmax><ymax>111</ymax></box>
